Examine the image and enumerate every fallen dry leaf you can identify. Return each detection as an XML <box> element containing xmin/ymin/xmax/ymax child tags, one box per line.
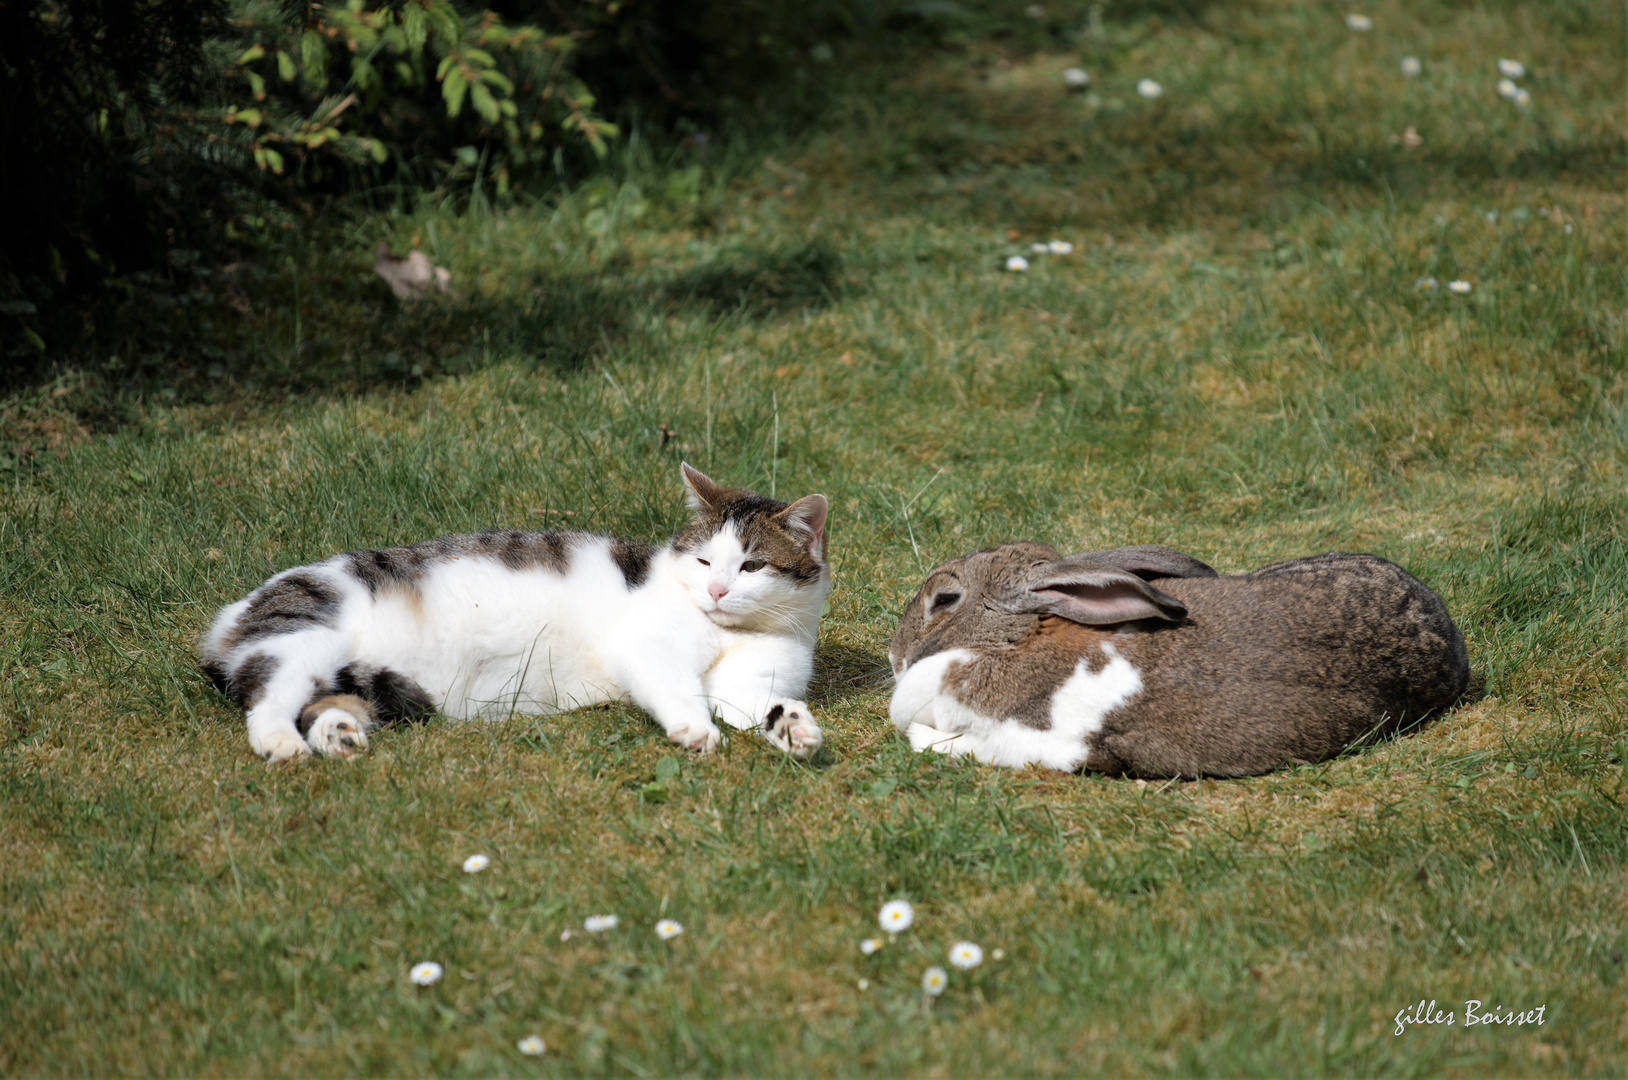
<box><xmin>374</xmin><ymin>242</ymin><xmax>451</xmax><ymax>300</ymax></box>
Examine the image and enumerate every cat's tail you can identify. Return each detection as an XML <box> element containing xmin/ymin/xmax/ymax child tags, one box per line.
<box><xmin>329</xmin><ymin>662</ymin><xmax>438</xmax><ymax>726</ymax></box>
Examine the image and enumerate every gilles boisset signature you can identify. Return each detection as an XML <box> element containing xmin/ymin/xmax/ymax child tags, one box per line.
<box><xmin>1394</xmin><ymin>999</ymin><xmax>1547</xmax><ymax>1036</ymax></box>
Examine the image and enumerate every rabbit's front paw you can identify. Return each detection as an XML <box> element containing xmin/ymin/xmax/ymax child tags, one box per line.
<box><xmin>764</xmin><ymin>699</ymin><xmax>822</xmax><ymax>761</ymax></box>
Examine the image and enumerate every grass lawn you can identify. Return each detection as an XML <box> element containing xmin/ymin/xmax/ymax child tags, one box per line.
<box><xmin>3</xmin><ymin>1</ymin><xmax>1627</xmax><ymax>1075</ymax></box>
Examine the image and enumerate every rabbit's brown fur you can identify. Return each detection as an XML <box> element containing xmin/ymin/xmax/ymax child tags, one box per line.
<box><xmin>889</xmin><ymin>545</ymin><xmax>1470</xmax><ymax>778</ymax></box>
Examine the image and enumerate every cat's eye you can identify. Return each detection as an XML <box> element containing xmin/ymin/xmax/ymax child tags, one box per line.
<box><xmin>930</xmin><ymin>591</ymin><xmax>962</xmax><ymax>612</ymax></box>
<box><xmin>696</xmin><ymin>558</ymin><xmax>711</xmax><ymax>566</ymax></box>
<box><xmin>741</xmin><ymin>559</ymin><xmax>767</xmax><ymax>573</ymax></box>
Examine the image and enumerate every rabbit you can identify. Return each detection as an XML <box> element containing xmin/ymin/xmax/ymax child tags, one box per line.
<box><xmin>888</xmin><ymin>543</ymin><xmax>1470</xmax><ymax>777</ymax></box>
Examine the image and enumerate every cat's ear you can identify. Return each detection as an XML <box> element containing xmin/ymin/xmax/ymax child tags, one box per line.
<box><xmin>777</xmin><ymin>494</ymin><xmax>828</xmax><ymax>555</ymax></box>
<box><xmin>680</xmin><ymin>463</ymin><xmax>727</xmax><ymax>512</ymax></box>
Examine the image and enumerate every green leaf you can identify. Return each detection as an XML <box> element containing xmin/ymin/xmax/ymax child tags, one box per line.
<box><xmin>470</xmin><ymin>83</ymin><xmax>499</xmax><ymax>124</ymax></box>
<box><xmin>654</xmin><ymin>757</ymin><xmax>681</xmax><ymax>782</ymax></box>
<box><xmin>479</xmin><ymin>69</ymin><xmax>514</xmax><ymax>95</ymax></box>
<box><xmin>246</xmin><ymin>71</ymin><xmax>266</xmax><ymax>98</ymax></box>
<box><xmin>442</xmin><ymin>68</ymin><xmax>468</xmax><ymax>117</ymax></box>
<box><xmin>427</xmin><ymin>0</ymin><xmax>462</xmax><ymax>46</ymax></box>
<box><xmin>453</xmin><ymin>145</ymin><xmax>479</xmax><ymax>168</ymax></box>
<box><xmin>301</xmin><ymin>30</ymin><xmax>329</xmax><ymax>87</ymax></box>
<box><xmin>276</xmin><ymin>51</ymin><xmax>296</xmax><ymax>82</ymax></box>
<box><xmin>24</xmin><ymin>328</ymin><xmax>45</xmax><ymax>352</ymax></box>
<box><xmin>401</xmin><ymin>5</ymin><xmax>428</xmax><ymax>53</ymax></box>
<box><xmin>238</xmin><ymin>44</ymin><xmax>265</xmax><ymax>65</ymax></box>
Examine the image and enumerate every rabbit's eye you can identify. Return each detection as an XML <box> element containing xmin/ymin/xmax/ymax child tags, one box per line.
<box><xmin>931</xmin><ymin>591</ymin><xmax>962</xmax><ymax>612</ymax></box>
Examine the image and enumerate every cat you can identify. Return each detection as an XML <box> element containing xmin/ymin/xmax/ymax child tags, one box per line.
<box><xmin>200</xmin><ymin>464</ymin><xmax>831</xmax><ymax>764</ymax></box>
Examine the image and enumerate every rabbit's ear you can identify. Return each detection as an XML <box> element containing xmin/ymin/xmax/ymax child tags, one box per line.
<box><xmin>1071</xmin><ymin>545</ymin><xmax>1218</xmax><ymax>581</ymax></box>
<box><xmin>1019</xmin><ymin>558</ymin><xmax>1189</xmax><ymax>625</ymax></box>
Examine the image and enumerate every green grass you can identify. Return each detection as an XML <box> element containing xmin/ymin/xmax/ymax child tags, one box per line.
<box><xmin>4</xmin><ymin>0</ymin><xmax>1628</xmax><ymax>1075</ymax></box>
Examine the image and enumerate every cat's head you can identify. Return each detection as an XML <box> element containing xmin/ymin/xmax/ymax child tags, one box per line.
<box><xmin>669</xmin><ymin>463</ymin><xmax>830</xmax><ymax>631</ymax></box>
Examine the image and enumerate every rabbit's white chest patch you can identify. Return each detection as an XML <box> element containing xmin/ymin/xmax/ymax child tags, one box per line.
<box><xmin>1050</xmin><ymin>645</ymin><xmax>1142</xmax><ymax>769</ymax></box>
<box><xmin>888</xmin><ymin>644</ymin><xmax>1141</xmax><ymax>771</ymax></box>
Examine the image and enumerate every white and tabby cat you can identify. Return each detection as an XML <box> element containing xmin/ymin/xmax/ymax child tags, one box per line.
<box><xmin>201</xmin><ymin>465</ymin><xmax>830</xmax><ymax>763</ymax></box>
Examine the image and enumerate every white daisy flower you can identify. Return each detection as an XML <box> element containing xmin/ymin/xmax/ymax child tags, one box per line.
<box><xmin>1062</xmin><ymin>67</ymin><xmax>1090</xmax><ymax>89</ymax></box>
<box><xmin>948</xmin><ymin>941</ymin><xmax>984</xmax><ymax>970</ymax></box>
<box><xmin>878</xmin><ymin>899</ymin><xmax>915</xmax><ymax>934</ymax></box>
<box><xmin>1025</xmin><ymin>4</ymin><xmax>1044</xmax><ymax>17</ymax></box>
<box><xmin>857</xmin><ymin>978</ymin><xmax>870</xmax><ymax>990</ymax></box>
<box><xmin>1344</xmin><ymin>13</ymin><xmax>1373</xmax><ymax>31</ymax></box>
<box><xmin>1031</xmin><ymin>242</ymin><xmax>1049</xmax><ymax>253</ymax></box>
<box><xmin>1497</xmin><ymin>58</ymin><xmax>1525</xmax><ymax>79</ymax></box>
<box><xmin>1414</xmin><ymin>276</ymin><xmax>1438</xmax><ymax>291</ymax></box>
<box><xmin>1006</xmin><ymin>255</ymin><xmax>1030</xmax><ymax>273</ymax></box>
<box><xmin>992</xmin><ymin>948</ymin><xmax>1006</xmax><ymax>961</ymax></box>
<box><xmin>655</xmin><ymin>919</ymin><xmax>684</xmax><ymax>940</ymax></box>
<box><xmin>1136</xmin><ymin>79</ymin><xmax>1163</xmax><ymax>99</ymax></box>
<box><xmin>1400</xmin><ymin>56</ymin><xmax>1422</xmax><ymax>77</ymax></box>
<box><xmin>1048</xmin><ymin>240</ymin><xmax>1073</xmax><ymax>254</ymax></box>
<box><xmin>1496</xmin><ymin>78</ymin><xmax>1517</xmax><ymax>99</ymax></box>
<box><xmin>1563</xmin><ymin>222</ymin><xmax>1573</xmax><ymax>234</ymax></box>
<box><xmin>921</xmin><ymin>966</ymin><xmax>948</xmax><ymax>995</ymax></box>
<box><xmin>517</xmin><ymin>1035</ymin><xmax>546</xmax><ymax>1056</ymax></box>
<box><xmin>409</xmin><ymin>961</ymin><xmax>443</xmax><ymax>986</ymax></box>
<box><xmin>860</xmin><ymin>938</ymin><xmax>882</xmax><ymax>955</ymax></box>
<box><xmin>584</xmin><ymin>914</ymin><xmax>619</xmax><ymax>932</ymax></box>
<box><xmin>1514</xmin><ymin>88</ymin><xmax>1531</xmax><ymax>108</ymax></box>
<box><xmin>559</xmin><ymin>929</ymin><xmax>573</xmax><ymax>942</ymax></box>
<box><xmin>1448</xmin><ymin>280</ymin><xmax>1472</xmax><ymax>294</ymax></box>
<box><xmin>462</xmin><ymin>854</ymin><xmax>490</xmax><ymax>873</ymax></box>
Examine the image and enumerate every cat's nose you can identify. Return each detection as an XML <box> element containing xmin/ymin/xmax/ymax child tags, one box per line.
<box><xmin>708</xmin><ymin>582</ymin><xmax>729</xmax><ymax>601</ymax></box>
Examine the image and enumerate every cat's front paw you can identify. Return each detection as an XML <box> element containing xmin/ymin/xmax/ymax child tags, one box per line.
<box><xmin>670</xmin><ymin>720</ymin><xmax>722</xmax><ymax>755</ymax></box>
<box><xmin>254</xmin><ymin>729</ymin><xmax>312</xmax><ymax>764</ymax></box>
<box><xmin>764</xmin><ymin>700</ymin><xmax>822</xmax><ymax>761</ymax></box>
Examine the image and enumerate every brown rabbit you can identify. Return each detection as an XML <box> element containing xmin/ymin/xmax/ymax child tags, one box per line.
<box><xmin>888</xmin><ymin>544</ymin><xmax>1469</xmax><ymax>777</ymax></box>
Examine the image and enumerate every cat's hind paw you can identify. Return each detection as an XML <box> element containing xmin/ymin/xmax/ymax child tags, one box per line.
<box><xmin>764</xmin><ymin>700</ymin><xmax>822</xmax><ymax>761</ymax></box>
<box><xmin>670</xmin><ymin>720</ymin><xmax>722</xmax><ymax>755</ymax></box>
<box><xmin>307</xmin><ymin>712</ymin><xmax>367</xmax><ymax>757</ymax></box>
<box><xmin>300</xmin><ymin>695</ymin><xmax>372</xmax><ymax>759</ymax></box>
<box><xmin>254</xmin><ymin>729</ymin><xmax>312</xmax><ymax>764</ymax></box>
